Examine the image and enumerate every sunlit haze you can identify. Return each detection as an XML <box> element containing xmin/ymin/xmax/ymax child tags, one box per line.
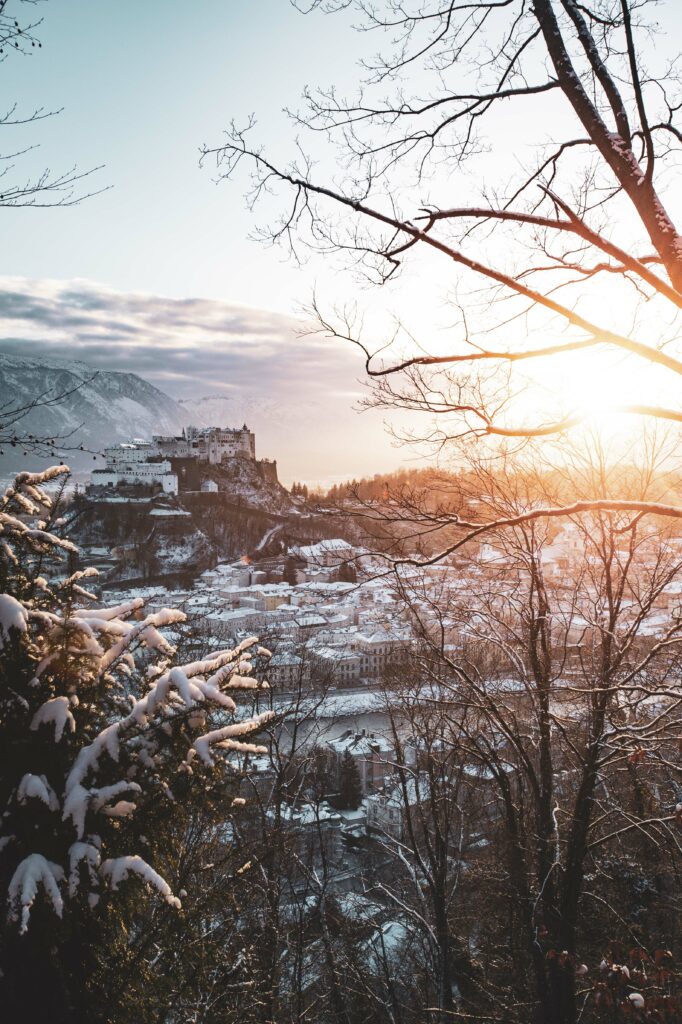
<box><xmin>2</xmin><ymin>1</ymin><xmax>682</xmax><ymax>480</ymax></box>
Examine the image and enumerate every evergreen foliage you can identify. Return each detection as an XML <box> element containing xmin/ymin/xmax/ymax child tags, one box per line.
<box><xmin>336</xmin><ymin>751</ymin><xmax>362</xmax><ymax>810</ymax></box>
<box><xmin>0</xmin><ymin>467</ymin><xmax>273</xmax><ymax>1022</ymax></box>
<box><xmin>282</xmin><ymin>556</ymin><xmax>299</xmax><ymax>587</ymax></box>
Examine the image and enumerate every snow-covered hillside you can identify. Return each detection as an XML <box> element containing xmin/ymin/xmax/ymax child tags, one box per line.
<box><xmin>0</xmin><ymin>353</ymin><xmax>189</xmax><ymax>473</ymax></box>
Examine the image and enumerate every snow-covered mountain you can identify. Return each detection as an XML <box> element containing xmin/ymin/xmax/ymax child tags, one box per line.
<box><xmin>0</xmin><ymin>353</ymin><xmax>189</xmax><ymax>473</ymax></box>
<box><xmin>0</xmin><ymin>354</ymin><xmax>379</xmax><ymax>485</ymax></box>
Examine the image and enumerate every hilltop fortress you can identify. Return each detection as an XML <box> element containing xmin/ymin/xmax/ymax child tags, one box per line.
<box><xmin>92</xmin><ymin>424</ymin><xmax>278</xmax><ymax>495</ymax></box>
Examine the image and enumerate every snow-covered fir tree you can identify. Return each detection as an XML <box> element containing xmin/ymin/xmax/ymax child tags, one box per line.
<box><xmin>0</xmin><ymin>466</ymin><xmax>274</xmax><ymax>1022</ymax></box>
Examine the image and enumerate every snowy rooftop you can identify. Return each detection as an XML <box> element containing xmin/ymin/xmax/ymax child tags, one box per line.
<box><xmin>371</xmin><ymin>774</ymin><xmax>432</xmax><ymax>808</ymax></box>
<box><xmin>296</xmin><ymin>581</ymin><xmax>356</xmax><ymax>594</ymax></box>
<box><xmin>297</xmin><ymin>538</ymin><xmax>354</xmax><ymax>557</ymax></box>
<box><xmin>312</xmin><ymin>645</ymin><xmax>360</xmax><ymax>661</ymax></box>
<box><xmin>328</xmin><ymin>729</ymin><xmax>393</xmax><ymax>755</ymax></box>
<box><xmin>355</xmin><ymin>628</ymin><xmax>412</xmax><ymax>644</ymax></box>
<box><xmin>269</xmin><ymin>651</ymin><xmax>303</xmax><ymax>666</ymax></box>
<box><xmin>294</xmin><ymin>614</ymin><xmax>328</xmax><ymax>627</ymax></box>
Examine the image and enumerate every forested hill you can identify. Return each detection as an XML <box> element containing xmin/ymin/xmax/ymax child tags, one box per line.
<box><xmin>315</xmin><ymin>467</ymin><xmax>464</xmax><ymax>506</ymax></box>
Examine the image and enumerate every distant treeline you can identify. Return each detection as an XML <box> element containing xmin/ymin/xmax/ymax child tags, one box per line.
<box><xmin>308</xmin><ymin>467</ymin><xmax>462</xmax><ymax>505</ymax></box>
<box><xmin>303</xmin><ymin>463</ymin><xmax>682</xmax><ymax>514</ymax></box>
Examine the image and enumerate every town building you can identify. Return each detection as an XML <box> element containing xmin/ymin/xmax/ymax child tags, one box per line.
<box><xmin>366</xmin><ymin>776</ymin><xmax>431</xmax><ymax>841</ymax></box>
<box><xmin>327</xmin><ymin>730</ymin><xmax>394</xmax><ymax>793</ymax></box>
<box><xmin>296</xmin><ymin>538</ymin><xmax>355</xmax><ymax>569</ymax></box>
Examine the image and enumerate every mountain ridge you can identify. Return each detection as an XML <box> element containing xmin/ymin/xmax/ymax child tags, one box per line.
<box><xmin>0</xmin><ymin>352</ymin><xmax>189</xmax><ymax>473</ymax></box>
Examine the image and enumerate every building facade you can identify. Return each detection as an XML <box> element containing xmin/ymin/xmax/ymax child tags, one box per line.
<box><xmin>154</xmin><ymin>425</ymin><xmax>256</xmax><ymax>464</ymax></box>
<box><xmin>92</xmin><ymin>445</ymin><xmax>178</xmax><ymax>494</ymax></box>
<box><xmin>92</xmin><ymin>424</ymin><xmax>259</xmax><ymax>494</ymax></box>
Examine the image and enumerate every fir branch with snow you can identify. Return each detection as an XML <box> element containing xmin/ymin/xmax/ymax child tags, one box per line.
<box><xmin>0</xmin><ymin>467</ymin><xmax>274</xmax><ymax>1019</ymax></box>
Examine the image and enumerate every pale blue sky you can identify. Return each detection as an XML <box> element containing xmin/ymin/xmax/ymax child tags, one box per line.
<box><xmin>7</xmin><ymin>0</ymin><xmax>681</xmax><ymax>311</ymax></box>
<box><xmin>1</xmin><ymin>1</ymin><xmax>365</xmax><ymax>311</ymax></box>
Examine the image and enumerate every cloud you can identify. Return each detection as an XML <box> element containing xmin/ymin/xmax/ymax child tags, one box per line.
<box><xmin>0</xmin><ymin>277</ymin><xmax>402</xmax><ymax>483</ymax></box>
<box><xmin>0</xmin><ymin>276</ymin><xmax>365</xmax><ymax>395</ymax></box>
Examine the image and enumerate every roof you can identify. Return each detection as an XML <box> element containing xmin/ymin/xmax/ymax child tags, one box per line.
<box><xmin>297</xmin><ymin>538</ymin><xmax>354</xmax><ymax>558</ymax></box>
<box><xmin>295</xmin><ymin>614</ymin><xmax>328</xmax><ymax>627</ymax></box>
<box><xmin>209</xmin><ymin>608</ymin><xmax>258</xmax><ymax>622</ymax></box>
<box><xmin>371</xmin><ymin>774</ymin><xmax>431</xmax><ymax>808</ymax></box>
<box><xmin>311</xmin><ymin>645</ymin><xmax>361</xmax><ymax>662</ymax></box>
<box><xmin>356</xmin><ymin>629</ymin><xmax>411</xmax><ymax>644</ymax></box>
<box><xmin>269</xmin><ymin>651</ymin><xmax>303</xmax><ymax>666</ymax></box>
<box><xmin>328</xmin><ymin>730</ymin><xmax>393</xmax><ymax>755</ymax></box>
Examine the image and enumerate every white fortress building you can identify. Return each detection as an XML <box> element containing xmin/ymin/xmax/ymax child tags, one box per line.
<box><xmin>92</xmin><ymin>441</ymin><xmax>178</xmax><ymax>494</ymax></box>
<box><xmin>153</xmin><ymin>425</ymin><xmax>255</xmax><ymax>463</ymax></box>
<box><xmin>90</xmin><ymin>426</ymin><xmax>258</xmax><ymax>496</ymax></box>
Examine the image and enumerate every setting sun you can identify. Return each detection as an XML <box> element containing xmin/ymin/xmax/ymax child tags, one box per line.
<box><xmin>513</xmin><ymin>341</ymin><xmax>669</xmax><ymax>443</ymax></box>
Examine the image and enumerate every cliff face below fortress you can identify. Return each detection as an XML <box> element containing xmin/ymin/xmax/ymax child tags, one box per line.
<box><xmin>170</xmin><ymin>455</ymin><xmax>283</xmax><ymax>505</ymax></box>
<box><xmin>69</xmin><ymin>460</ymin><xmax>353</xmax><ymax>585</ymax></box>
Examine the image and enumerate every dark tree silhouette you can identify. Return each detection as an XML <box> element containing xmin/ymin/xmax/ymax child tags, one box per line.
<box><xmin>336</xmin><ymin>750</ymin><xmax>363</xmax><ymax>810</ymax></box>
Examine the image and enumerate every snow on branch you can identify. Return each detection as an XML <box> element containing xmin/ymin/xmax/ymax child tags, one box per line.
<box><xmin>68</xmin><ymin>842</ymin><xmax>100</xmax><ymax>898</ymax></box>
<box><xmin>16</xmin><ymin>774</ymin><xmax>59</xmax><ymax>811</ymax></box>
<box><xmin>0</xmin><ymin>466</ymin><xmax>274</xmax><ymax>933</ymax></box>
<box><xmin>100</xmin><ymin>856</ymin><xmax>181</xmax><ymax>909</ymax></box>
<box><xmin>0</xmin><ymin>594</ymin><xmax>28</xmax><ymax>648</ymax></box>
<box><xmin>8</xmin><ymin>855</ymin><xmax>65</xmax><ymax>934</ymax></box>
<box><xmin>30</xmin><ymin>695</ymin><xmax>76</xmax><ymax>742</ymax></box>
<box><xmin>190</xmin><ymin>710</ymin><xmax>276</xmax><ymax>766</ymax></box>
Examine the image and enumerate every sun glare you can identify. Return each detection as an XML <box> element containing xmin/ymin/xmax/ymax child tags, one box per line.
<box><xmin>519</xmin><ymin>345</ymin><xmax>664</xmax><ymax>442</ymax></box>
